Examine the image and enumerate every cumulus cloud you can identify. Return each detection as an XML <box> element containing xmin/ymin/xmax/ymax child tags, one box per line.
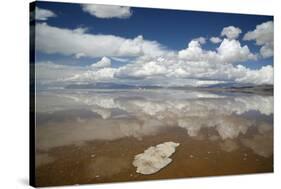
<box><xmin>36</xmin><ymin>23</ymin><xmax>169</xmax><ymax>58</ymax></box>
<box><xmin>178</xmin><ymin>40</ymin><xmax>206</xmax><ymax>61</ymax></box>
<box><xmin>221</xmin><ymin>26</ymin><xmax>242</xmax><ymax>39</ymax></box>
<box><xmin>35</xmin><ymin>7</ymin><xmax>56</xmax><ymax>21</ymax></box>
<box><xmin>234</xmin><ymin>65</ymin><xmax>273</xmax><ymax>85</ymax></box>
<box><xmin>90</xmin><ymin>57</ymin><xmax>111</xmax><ymax>69</ymax></box>
<box><xmin>82</xmin><ymin>4</ymin><xmax>132</xmax><ymax>18</ymax></box>
<box><xmin>243</xmin><ymin>21</ymin><xmax>273</xmax><ymax>58</ymax></box>
<box><xmin>243</xmin><ymin>21</ymin><xmax>273</xmax><ymax>46</ymax></box>
<box><xmin>35</xmin><ymin>23</ymin><xmax>272</xmax><ymax>87</ymax></box>
<box><xmin>259</xmin><ymin>45</ymin><xmax>273</xmax><ymax>58</ymax></box>
<box><xmin>193</xmin><ymin>37</ymin><xmax>206</xmax><ymax>44</ymax></box>
<box><xmin>53</xmin><ymin>36</ymin><xmax>271</xmax><ymax>86</ymax></box>
<box><xmin>216</xmin><ymin>39</ymin><xmax>257</xmax><ymax>63</ymax></box>
<box><xmin>210</xmin><ymin>37</ymin><xmax>222</xmax><ymax>44</ymax></box>
<box><xmin>67</xmin><ymin>68</ymin><xmax>116</xmax><ymax>82</ymax></box>
<box><xmin>178</xmin><ymin>38</ymin><xmax>256</xmax><ymax>64</ymax></box>
<box><xmin>66</xmin><ymin>55</ymin><xmax>271</xmax><ymax>86</ymax></box>
<box><xmin>35</xmin><ymin>61</ymin><xmax>86</xmax><ymax>85</ymax></box>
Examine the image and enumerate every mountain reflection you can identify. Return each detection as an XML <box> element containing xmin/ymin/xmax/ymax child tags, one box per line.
<box><xmin>36</xmin><ymin>89</ymin><xmax>273</xmax><ymax>158</ymax></box>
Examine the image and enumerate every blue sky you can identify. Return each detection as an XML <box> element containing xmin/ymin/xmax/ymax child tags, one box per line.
<box><xmin>34</xmin><ymin>1</ymin><xmax>273</xmax><ymax>87</ymax></box>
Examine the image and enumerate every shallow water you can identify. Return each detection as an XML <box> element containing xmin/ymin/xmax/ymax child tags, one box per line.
<box><xmin>35</xmin><ymin>89</ymin><xmax>273</xmax><ymax>187</ymax></box>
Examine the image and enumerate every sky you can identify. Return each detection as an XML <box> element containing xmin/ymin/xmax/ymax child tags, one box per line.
<box><xmin>33</xmin><ymin>1</ymin><xmax>274</xmax><ymax>88</ymax></box>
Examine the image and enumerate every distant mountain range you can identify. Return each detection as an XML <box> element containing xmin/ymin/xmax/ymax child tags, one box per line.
<box><xmin>64</xmin><ymin>82</ymin><xmax>162</xmax><ymax>89</ymax></box>
<box><xmin>198</xmin><ymin>83</ymin><xmax>273</xmax><ymax>95</ymax></box>
<box><xmin>64</xmin><ymin>82</ymin><xmax>273</xmax><ymax>94</ymax></box>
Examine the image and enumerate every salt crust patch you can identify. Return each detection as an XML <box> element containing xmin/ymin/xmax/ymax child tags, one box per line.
<box><xmin>133</xmin><ymin>142</ymin><xmax>180</xmax><ymax>174</ymax></box>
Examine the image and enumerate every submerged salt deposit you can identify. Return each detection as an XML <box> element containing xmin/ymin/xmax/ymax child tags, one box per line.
<box><xmin>132</xmin><ymin>142</ymin><xmax>180</xmax><ymax>175</ymax></box>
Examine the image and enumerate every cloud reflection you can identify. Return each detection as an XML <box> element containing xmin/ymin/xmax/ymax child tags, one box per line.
<box><xmin>36</xmin><ymin>89</ymin><xmax>273</xmax><ymax>158</ymax></box>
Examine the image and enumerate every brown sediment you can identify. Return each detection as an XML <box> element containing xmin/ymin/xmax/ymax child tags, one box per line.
<box><xmin>35</xmin><ymin>127</ymin><xmax>273</xmax><ymax>187</ymax></box>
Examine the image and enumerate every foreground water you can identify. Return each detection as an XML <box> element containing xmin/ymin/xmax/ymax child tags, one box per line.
<box><xmin>35</xmin><ymin>89</ymin><xmax>273</xmax><ymax>187</ymax></box>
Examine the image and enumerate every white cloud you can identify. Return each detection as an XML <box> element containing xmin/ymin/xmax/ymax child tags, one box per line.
<box><xmin>119</xmin><ymin>60</ymin><xmax>167</xmax><ymax>78</ymax></box>
<box><xmin>216</xmin><ymin>39</ymin><xmax>257</xmax><ymax>63</ymax></box>
<box><xmin>210</xmin><ymin>37</ymin><xmax>222</xmax><ymax>44</ymax></box>
<box><xmin>243</xmin><ymin>21</ymin><xmax>273</xmax><ymax>46</ymax></box>
<box><xmin>193</xmin><ymin>37</ymin><xmax>206</xmax><ymax>44</ymax></box>
<box><xmin>260</xmin><ymin>45</ymin><xmax>273</xmax><ymax>58</ymax></box>
<box><xmin>243</xmin><ymin>21</ymin><xmax>273</xmax><ymax>58</ymax></box>
<box><xmin>36</xmin><ymin>23</ymin><xmax>272</xmax><ymax>87</ymax></box>
<box><xmin>49</xmin><ymin>36</ymin><xmax>271</xmax><ymax>86</ymax></box>
<box><xmin>66</xmin><ymin>56</ymin><xmax>270</xmax><ymax>86</ymax></box>
<box><xmin>74</xmin><ymin>52</ymin><xmax>85</xmax><ymax>59</ymax></box>
<box><xmin>178</xmin><ymin>39</ymin><xmax>256</xmax><ymax>64</ymax></box>
<box><xmin>67</xmin><ymin>68</ymin><xmax>116</xmax><ymax>82</ymax></box>
<box><xmin>122</xmin><ymin>58</ymin><xmax>271</xmax><ymax>85</ymax></box>
<box><xmin>90</xmin><ymin>57</ymin><xmax>111</xmax><ymax>69</ymax></box>
<box><xmin>178</xmin><ymin>40</ymin><xmax>207</xmax><ymax>61</ymax></box>
<box><xmin>36</xmin><ymin>23</ymin><xmax>169</xmax><ymax>58</ymax></box>
<box><xmin>221</xmin><ymin>26</ymin><xmax>242</xmax><ymax>39</ymax></box>
<box><xmin>35</xmin><ymin>61</ymin><xmax>86</xmax><ymax>85</ymax></box>
<box><xmin>35</xmin><ymin>7</ymin><xmax>56</xmax><ymax>21</ymax></box>
<box><xmin>234</xmin><ymin>65</ymin><xmax>273</xmax><ymax>85</ymax></box>
<box><xmin>82</xmin><ymin>4</ymin><xmax>132</xmax><ymax>19</ymax></box>
<box><xmin>111</xmin><ymin>57</ymin><xmax>130</xmax><ymax>62</ymax></box>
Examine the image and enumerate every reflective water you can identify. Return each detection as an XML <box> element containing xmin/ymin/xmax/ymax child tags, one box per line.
<box><xmin>35</xmin><ymin>89</ymin><xmax>273</xmax><ymax>186</ymax></box>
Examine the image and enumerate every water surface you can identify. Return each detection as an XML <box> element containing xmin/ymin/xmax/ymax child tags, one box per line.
<box><xmin>35</xmin><ymin>89</ymin><xmax>273</xmax><ymax>187</ymax></box>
